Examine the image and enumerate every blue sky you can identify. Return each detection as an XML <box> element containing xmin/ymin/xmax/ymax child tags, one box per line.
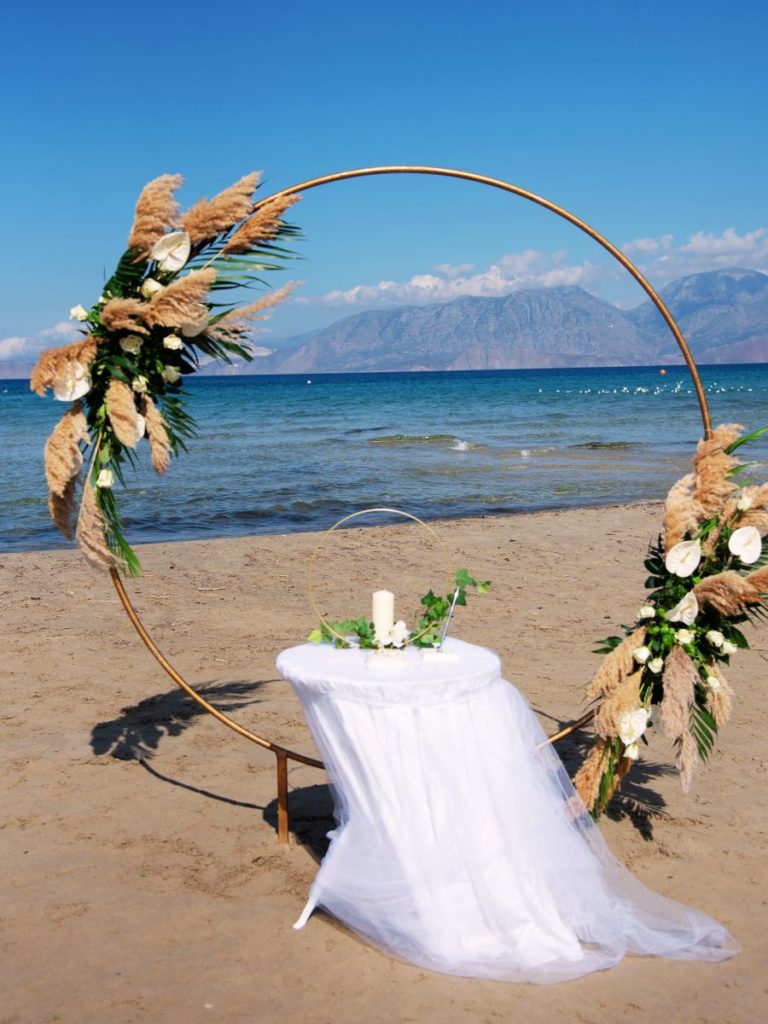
<box><xmin>1</xmin><ymin>0</ymin><xmax>766</xmax><ymax>366</ymax></box>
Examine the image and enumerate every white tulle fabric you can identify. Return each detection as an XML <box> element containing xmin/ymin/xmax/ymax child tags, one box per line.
<box><xmin>276</xmin><ymin>639</ymin><xmax>738</xmax><ymax>983</ymax></box>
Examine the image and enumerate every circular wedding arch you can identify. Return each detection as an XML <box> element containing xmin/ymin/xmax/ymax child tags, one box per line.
<box><xmin>110</xmin><ymin>165</ymin><xmax>714</xmax><ymax>843</ymax></box>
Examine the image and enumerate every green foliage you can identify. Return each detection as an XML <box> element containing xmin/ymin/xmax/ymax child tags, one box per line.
<box><xmin>307</xmin><ymin>569</ymin><xmax>491</xmax><ymax>649</ymax></box>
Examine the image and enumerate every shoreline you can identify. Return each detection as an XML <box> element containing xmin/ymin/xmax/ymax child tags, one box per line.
<box><xmin>3</xmin><ymin>501</ymin><xmax>766</xmax><ymax>1023</ymax></box>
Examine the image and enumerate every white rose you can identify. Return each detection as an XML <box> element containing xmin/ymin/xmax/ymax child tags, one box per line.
<box><xmin>706</xmin><ymin>629</ymin><xmax>724</xmax><ymax>647</ymax></box>
<box><xmin>638</xmin><ymin>605</ymin><xmax>656</xmax><ymax>620</ymax></box>
<box><xmin>665</xmin><ymin>539</ymin><xmax>702</xmax><ymax>578</ymax></box>
<box><xmin>69</xmin><ymin>304</ymin><xmax>88</xmax><ymax>321</ymax></box>
<box><xmin>132</xmin><ymin>375</ymin><xmax>148</xmax><ymax>393</ymax></box>
<box><xmin>53</xmin><ymin>361</ymin><xmax>91</xmax><ymax>401</ymax></box>
<box><xmin>632</xmin><ymin>646</ymin><xmax>651</xmax><ymax>665</ymax></box>
<box><xmin>162</xmin><ymin>366</ymin><xmax>182</xmax><ymax>384</ymax></box>
<box><xmin>706</xmin><ymin>674</ymin><xmax>722</xmax><ymax>692</ymax></box>
<box><xmin>96</xmin><ymin>468</ymin><xmax>114</xmax><ymax>488</ymax></box>
<box><xmin>617</xmin><ymin>707</ymin><xmax>650</xmax><ymax>746</ymax></box>
<box><xmin>647</xmin><ymin>657</ymin><xmax>664</xmax><ymax>674</ymax></box>
<box><xmin>675</xmin><ymin>628</ymin><xmax>693</xmax><ymax>645</ymax></box>
<box><xmin>389</xmin><ymin>621</ymin><xmax>410</xmax><ymax>648</ymax></box>
<box><xmin>119</xmin><ymin>334</ymin><xmax>143</xmax><ymax>355</ymax></box>
<box><xmin>140</xmin><ymin>277</ymin><xmax>164</xmax><ymax>299</ymax></box>
<box><xmin>150</xmin><ymin>230</ymin><xmax>191</xmax><ymax>272</ymax></box>
<box><xmin>666</xmin><ymin>590</ymin><xmax>699</xmax><ymax>626</ymax></box>
<box><xmin>624</xmin><ymin>742</ymin><xmax>640</xmax><ymax>761</ymax></box>
<box><xmin>728</xmin><ymin>525</ymin><xmax>762</xmax><ymax>565</ymax></box>
<box><xmin>737</xmin><ymin>493</ymin><xmax>753</xmax><ymax>512</ymax></box>
<box><xmin>163</xmin><ymin>333</ymin><xmax>183</xmax><ymax>350</ymax></box>
<box><xmin>721</xmin><ymin>640</ymin><xmax>738</xmax><ymax>656</ymax></box>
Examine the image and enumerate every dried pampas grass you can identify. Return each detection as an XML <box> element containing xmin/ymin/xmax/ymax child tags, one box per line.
<box><xmin>48</xmin><ymin>479</ymin><xmax>79</xmax><ymax>541</ymax></box>
<box><xmin>594</xmin><ymin>674</ymin><xmax>643</xmax><ymax>739</ymax></box>
<box><xmin>100</xmin><ymin>297</ymin><xmax>150</xmax><ymax>334</ymax></box>
<box><xmin>44</xmin><ymin>401</ymin><xmax>89</xmax><ymax>496</ymax></box>
<box><xmin>182</xmin><ymin>172</ymin><xmax>260</xmax><ymax>244</ymax></box>
<box><xmin>691</xmin><ymin>423</ymin><xmax>742</xmax><ymax>519</ymax></box>
<box><xmin>76</xmin><ymin>480</ymin><xmax>117</xmax><ymax>571</ymax></box>
<box><xmin>141</xmin><ymin>396</ymin><xmax>172</xmax><ymax>474</ymax></box>
<box><xmin>128</xmin><ymin>174</ymin><xmax>183</xmax><ymax>254</ymax></box>
<box><xmin>106</xmin><ymin>380</ymin><xmax>145</xmax><ymax>448</ymax></box>
<box><xmin>694</xmin><ymin>570</ymin><xmax>761</xmax><ymax>615</ymax></box>
<box><xmin>30</xmin><ymin>338</ymin><xmax>98</xmax><ymax>397</ymax></box>
<box><xmin>677</xmin><ymin>728</ymin><xmax>698</xmax><ymax>793</ymax></box>
<box><xmin>207</xmin><ymin>283</ymin><xmax>295</xmax><ymax>343</ymax></box>
<box><xmin>572</xmin><ymin>739</ymin><xmax>607</xmax><ymax>810</ymax></box>
<box><xmin>585</xmin><ymin>627</ymin><xmax>646</xmax><ymax>701</ymax></box>
<box><xmin>144</xmin><ymin>268</ymin><xmax>216</xmax><ymax>330</ymax></box>
<box><xmin>705</xmin><ymin>666</ymin><xmax>732</xmax><ymax>728</ymax></box>
<box><xmin>658</xmin><ymin>645</ymin><xmax>697</xmax><ymax>742</ymax></box>
<box><xmin>746</xmin><ymin>564</ymin><xmax>768</xmax><ymax>595</ymax></box>
<box><xmin>663</xmin><ymin>473</ymin><xmax>698</xmax><ymax>552</ymax></box>
<box><xmin>223</xmin><ymin>192</ymin><xmax>300</xmax><ymax>254</ymax></box>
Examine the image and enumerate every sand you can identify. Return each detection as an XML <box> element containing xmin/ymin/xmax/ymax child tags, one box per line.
<box><xmin>2</xmin><ymin>502</ymin><xmax>767</xmax><ymax>1024</ymax></box>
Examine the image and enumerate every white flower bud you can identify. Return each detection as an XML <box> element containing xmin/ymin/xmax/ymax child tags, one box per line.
<box><xmin>69</xmin><ymin>304</ymin><xmax>89</xmax><ymax>321</ymax></box>
<box><xmin>119</xmin><ymin>334</ymin><xmax>143</xmax><ymax>355</ymax></box>
<box><xmin>737</xmin><ymin>493</ymin><xmax>753</xmax><ymax>512</ymax></box>
<box><xmin>96</xmin><ymin>468</ymin><xmax>114</xmax><ymax>488</ymax></box>
<box><xmin>632</xmin><ymin>646</ymin><xmax>651</xmax><ymax>665</ymax></box>
<box><xmin>131</xmin><ymin>375</ymin><xmax>148</xmax><ymax>393</ymax></box>
<box><xmin>706</xmin><ymin>629</ymin><xmax>724</xmax><ymax>647</ymax></box>
<box><xmin>638</xmin><ymin>605</ymin><xmax>656</xmax><ymax>620</ymax></box>
<box><xmin>721</xmin><ymin>640</ymin><xmax>738</xmax><ymax>656</ymax></box>
<box><xmin>162</xmin><ymin>366</ymin><xmax>182</xmax><ymax>384</ymax></box>
<box><xmin>163</xmin><ymin>333</ymin><xmax>183</xmax><ymax>350</ymax></box>
<box><xmin>675</xmin><ymin>628</ymin><xmax>694</xmax><ymax>645</ymax></box>
<box><xmin>706</xmin><ymin>674</ymin><xmax>722</xmax><ymax>692</ymax></box>
<box><xmin>647</xmin><ymin>657</ymin><xmax>664</xmax><ymax>674</ymax></box>
<box><xmin>140</xmin><ymin>277</ymin><xmax>165</xmax><ymax>299</ymax></box>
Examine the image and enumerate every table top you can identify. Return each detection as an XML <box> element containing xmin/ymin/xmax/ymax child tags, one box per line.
<box><xmin>276</xmin><ymin>637</ymin><xmax>502</xmax><ymax>707</ymax></box>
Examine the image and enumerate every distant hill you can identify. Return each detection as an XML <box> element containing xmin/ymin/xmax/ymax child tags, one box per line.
<box><xmin>250</xmin><ymin>267</ymin><xmax>768</xmax><ymax>374</ymax></box>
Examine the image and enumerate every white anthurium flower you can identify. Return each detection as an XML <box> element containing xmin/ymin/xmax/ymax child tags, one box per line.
<box><xmin>721</xmin><ymin>640</ymin><xmax>738</xmax><ymax>656</ymax></box>
<box><xmin>706</xmin><ymin>629</ymin><xmax>724</xmax><ymax>647</ymax></box>
<box><xmin>180</xmin><ymin>307</ymin><xmax>209</xmax><ymax>337</ymax></box>
<box><xmin>389</xmin><ymin>621</ymin><xmax>410</xmax><ymax>648</ymax></box>
<box><xmin>665</xmin><ymin>539</ymin><xmax>702</xmax><ymax>578</ymax></box>
<box><xmin>675</xmin><ymin>628</ymin><xmax>694</xmax><ymax>645</ymax></box>
<box><xmin>119</xmin><ymin>334</ymin><xmax>143</xmax><ymax>355</ymax></box>
<box><xmin>131</xmin><ymin>375</ymin><xmax>148</xmax><ymax>394</ymax></box>
<box><xmin>163</xmin><ymin>333</ymin><xmax>183</xmax><ymax>350</ymax></box>
<box><xmin>69</xmin><ymin>303</ymin><xmax>89</xmax><ymax>321</ymax></box>
<box><xmin>737</xmin><ymin>493</ymin><xmax>753</xmax><ymax>512</ymax></box>
<box><xmin>617</xmin><ymin>707</ymin><xmax>650</xmax><ymax>747</ymax></box>
<box><xmin>150</xmin><ymin>230</ymin><xmax>191</xmax><ymax>272</ymax></box>
<box><xmin>632</xmin><ymin>645</ymin><xmax>651</xmax><ymax>665</ymax></box>
<box><xmin>624</xmin><ymin>742</ymin><xmax>640</xmax><ymax>761</ymax></box>
<box><xmin>728</xmin><ymin>525</ymin><xmax>762</xmax><ymax>565</ymax></box>
<box><xmin>162</xmin><ymin>366</ymin><xmax>182</xmax><ymax>384</ymax></box>
<box><xmin>53</xmin><ymin>361</ymin><xmax>91</xmax><ymax>401</ymax></box>
<box><xmin>140</xmin><ymin>277</ymin><xmax>165</xmax><ymax>299</ymax></box>
<box><xmin>706</xmin><ymin>674</ymin><xmax>722</xmax><ymax>692</ymax></box>
<box><xmin>96</xmin><ymin>468</ymin><xmax>114</xmax><ymax>488</ymax></box>
<box><xmin>647</xmin><ymin>657</ymin><xmax>664</xmax><ymax>674</ymax></box>
<box><xmin>666</xmin><ymin>591</ymin><xmax>699</xmax><ymax>626</ymax></box>
<box><xmin>638</xmin><ymin>605</ymin><xmax>656</xmax><ymax>620</ymax></box>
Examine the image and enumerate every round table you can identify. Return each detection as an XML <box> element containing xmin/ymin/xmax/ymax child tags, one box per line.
<box><xmin>276</xmin><ymin>638</ymin><xmax>737</xmax><ymax>983</ymax></box>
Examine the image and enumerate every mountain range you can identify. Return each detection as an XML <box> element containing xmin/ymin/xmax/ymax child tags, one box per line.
<box><xmin>243</xmin><ymin>267</ymin><xmax>768</xmax><ymax>374</ymax></box>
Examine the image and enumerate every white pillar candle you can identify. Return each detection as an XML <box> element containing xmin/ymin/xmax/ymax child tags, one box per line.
<box><xmin>372</xmin><ymin>589</ymin><xmax>395</xmax><ymax>646</ymax></box>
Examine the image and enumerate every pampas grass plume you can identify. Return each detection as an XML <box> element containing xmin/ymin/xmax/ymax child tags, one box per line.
<box><xmin>44</xmin><ymin>401</ymin><xmax>89</xmax><ymax>496</ymax></box>
<box><xmin>223</xmin><ymin>193</ymin><xmax>300</xmax><ymax>254</ymax></box>
<box><xmin>585</xmin><ymin>627</ymin><xmax>646</xmax><ymax>701</ymax></box>
<box><xmin>106</xmin><ymin>380</ymin><xmax>145</xmax><ymax>448</ymax></box>
<box><xmin>658</xmin><ymin>645</ymin><xmax>697</xmax><ymax>742</ymax></box>
<box><xmin>663</xmin><ymin>473</ymin><xmax>698</xmax><ymax>552</ymax></box>
<box><xmin>30</xmin><ymin>338</ymin><xmax>98</xmax><ymax>397</ymax></box>
<box><xmin>182</xmin><ymin>172</ymin><xmax>260</xmax><ymax>244</ymax></box>
<box><xmin>100</xmin><ymin>297</ymin><xmax>150</xmax><ymax>335</ymax></box>
<box><xmin>141</xmin><ymin>396</ymin><xmax>172</xmax><ymax>474</ymax></box>
<box><xmin>145</xmin><ymin>268</ymin><xmax>216</xmax><ymax>330</ymax></box>
<box><xmin>128</xmin><ymin>174</ymin><xmax>183</xmax><ymax>254</ymax></box>
<box><xmin>572</xmin><ymin>739</ymin><xmax>607</xmax><ymax>811</ymax></box>
<box><xmin>76</xmin><ymin>480</ymin><xmax>117</xmax><ymax>571</ymax></box>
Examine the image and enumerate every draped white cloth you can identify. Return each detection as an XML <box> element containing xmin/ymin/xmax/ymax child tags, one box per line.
<box><xmin>276</xmin><ymin>639</ymin><xmax>738</xmax><ymax>983</ymax></box>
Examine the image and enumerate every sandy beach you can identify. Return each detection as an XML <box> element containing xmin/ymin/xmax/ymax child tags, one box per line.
<box><xmin>2</xmin><ymin>502</ymin><xmax>767</xmax><ymax>1024</ymax></box>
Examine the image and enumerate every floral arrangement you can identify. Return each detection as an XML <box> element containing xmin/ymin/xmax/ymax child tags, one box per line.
<box><xmin>575</xmin><ymin>423</ymin><xmax>768</xmax><ymax>817</ymax></box>
<box><xmin>31</xmin><ymin>173</ymin><xmax>300</xmax><ymax>574</ymax></box>
<box><xmin>308</xmin><ymin>569</ymin><xmax>491</xmax><ymax>648</ymax></box>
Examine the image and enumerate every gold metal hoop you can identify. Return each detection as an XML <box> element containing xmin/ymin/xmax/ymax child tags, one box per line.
<box><xmin>307</xmin><ymin>507</ymin><xmax>454</xmax><ymax>646</ymax></box>
<box><xmin>112</xmin><ymin>164</ymin><xmax>713</xmax><ymax>842</ymax></box>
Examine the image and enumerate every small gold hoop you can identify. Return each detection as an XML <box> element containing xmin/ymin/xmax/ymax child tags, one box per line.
<box><xmin>307</xmin><ymin>507</ymin><xmax>454</xmax><ymax>646</ymax></box>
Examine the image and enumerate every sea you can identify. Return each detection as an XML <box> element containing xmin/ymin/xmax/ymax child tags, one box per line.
<box><xmin>2</xmin><ymin>364</ymin><xmax>767</xmax><ymax>554</ymax></box>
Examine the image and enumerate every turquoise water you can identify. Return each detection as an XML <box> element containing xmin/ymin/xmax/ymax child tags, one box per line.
<box><xmin>2</xmin><ymin>364</ymin><xmax>767</xmax><ymax>552</ymax></box>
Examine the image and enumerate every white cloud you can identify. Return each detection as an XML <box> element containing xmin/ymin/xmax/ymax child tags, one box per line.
<box><xmin>0</xmin><ymin>321</ymin><xmax>80</xmax><ymax>363</ymax></box>
<box><xmin>296</xmin><ymin>249</ymin><xmax>603</xmax><ymax>309</ymax></box>
<box><xmin>621</xmin><ymin>226</ymin><xmax>768</xmax><ymax>284</ymax></box>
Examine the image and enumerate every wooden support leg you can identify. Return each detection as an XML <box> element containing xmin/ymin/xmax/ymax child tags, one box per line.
<box><xmin>276</xmin><ymin>751</ymin><xmax>289</xmax><ymax>844</ymax></box>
